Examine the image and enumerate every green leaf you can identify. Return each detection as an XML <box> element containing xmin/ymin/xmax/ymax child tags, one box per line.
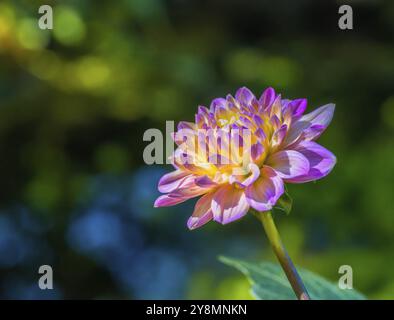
<box><xmin>273</xmin><ymin>191</ymin><xmax>293</xmax><ymax>215</ymax></box>
<box><xmin>219</xmin><ymin>256</ymin><xmax>366</xmax><ymax>300</ymax></box>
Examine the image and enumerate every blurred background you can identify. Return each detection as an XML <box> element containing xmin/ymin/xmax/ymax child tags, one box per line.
<box><xmin>0</xmin><ymin>0</ymin><xmax>393</xmax><ymax>299</ymax></box>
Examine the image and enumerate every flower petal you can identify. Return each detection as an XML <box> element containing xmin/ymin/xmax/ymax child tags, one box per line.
<box><xmin>267</xmin><ymin>150</ymin><xmax>310</xmax><ymax>179</ymax></box>
<box><xmin>187</xmin><ymin>192</ymin><xmax>215</xmax><ymax>230</ymax></box>
<box><xmin>154</xmin><ymin>183</ymin><xmax>209</xmax><ymax>207</ymax></box>
<box><xmin>197</xmin><ymin>105</ymin><xmax>209</xmax><ymax>117</ymax></box>
<box><xmin>235</xmin><ymin>86</ymin><xmax>255</xmax><ymax>106</ymax></box>
<box><xmin>270</xmin><ymin>95</ymin><xmax>283</xmax><ymax>119</ymax></box>
<box><xmin>251</xmin><ymin>142</ymin><xmax>264</xmax><ymax>161</ymax></box>
<box><xmin>283</xmin><ymin>121</ymin><xmax>308</xmax><ymax>146</ymax></box>
<box><xmin>245</xmin><ymin>166</ymin><xmax>284</xmax><ymax>211</ymax></box>
<box><xmin>284</xmin><ymin>103</ymin><xmax>335</xmax><ymax>145</ymax></box>
<box><xmin>154</xmin><ymin>194</ymin><xmax>189</xmax><ymax>207</ymax></box>
<box><xmin>259</xmin><ymin>87</ymin><xmax>276</xmax><ymax>110</ymax></box>
<box><xmin>194</xmin><ymin>175</ymin><xmax>217</xmax><ymax>188</ymax></box>
<box><xmin>288</xmin><ymin>98</ymin><xmax>307</xmax><ymax>118</ymax></box>
<box><xmin>239</xmin><ymin>116</ymin><xmax>254</xmax><ymax>129</ymax></box>
<box><xmin>177</xmin><ymin>121</ymin><xmax>196</xmax><ymax>130</ymax></box>
<box><xmin>301</xmin><ymin>103</ymin><xmax>335</xmax><ymax>130</ymax></box>
<box><xmin>286</xmin><ymin>141</ymin><xmax>336</xmax><ymax>183</ymax></box>
<box><xmin>173</xmin><ymin>148</ymin><xmax>216</xmax><ymax>174</ymax></box>
<box><xmin>229</xmin><ymin>163</ymin><xmax>260</xmax><ymax>188</ymax></box>
<box><xmin>210</xmin><ymin>97</ymin><xmax>227</xmax><ymax>113</ymax></box>
<box><xmin>255</xmin><ymin>128</ymin><xmax>266</xmax><ymax>141</ymax></box>
<box><xmin>271</xmin><ymin>124</ymin><xmax>288</xmax><ymax>148</ymax></box>
<box><xmin>158</xmin><ymin>170</ymin><xmax>193</xmax><ymax>193</ymax></box>
<box><xmin>212</xmin><ymin>185</ymin><xmax>250</xmax><ymax>224</ymax></box>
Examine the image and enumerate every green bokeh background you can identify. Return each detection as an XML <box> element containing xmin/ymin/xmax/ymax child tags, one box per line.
<box><xmin>0</xmin><ymin>0</ymin><xmax>393</xmax><ymax>299</ymax></box>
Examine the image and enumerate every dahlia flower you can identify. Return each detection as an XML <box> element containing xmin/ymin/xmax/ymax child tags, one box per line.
<box><xmin>154</xmin><ymin>87</ymin><xmax>336</xmax><ymax>230</ymax></box>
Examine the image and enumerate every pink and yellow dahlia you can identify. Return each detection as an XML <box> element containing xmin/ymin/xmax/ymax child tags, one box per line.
<box><xmin>154</xmin><ymin>87</ymin><xmax>336</xmax><ymax>230</ymax></box>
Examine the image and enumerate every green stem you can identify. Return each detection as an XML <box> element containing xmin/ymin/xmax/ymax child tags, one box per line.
<box><xmin>254</xmin><ymin>210</ymin><xmax>311</xmax><ymax>300</ymax></box>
